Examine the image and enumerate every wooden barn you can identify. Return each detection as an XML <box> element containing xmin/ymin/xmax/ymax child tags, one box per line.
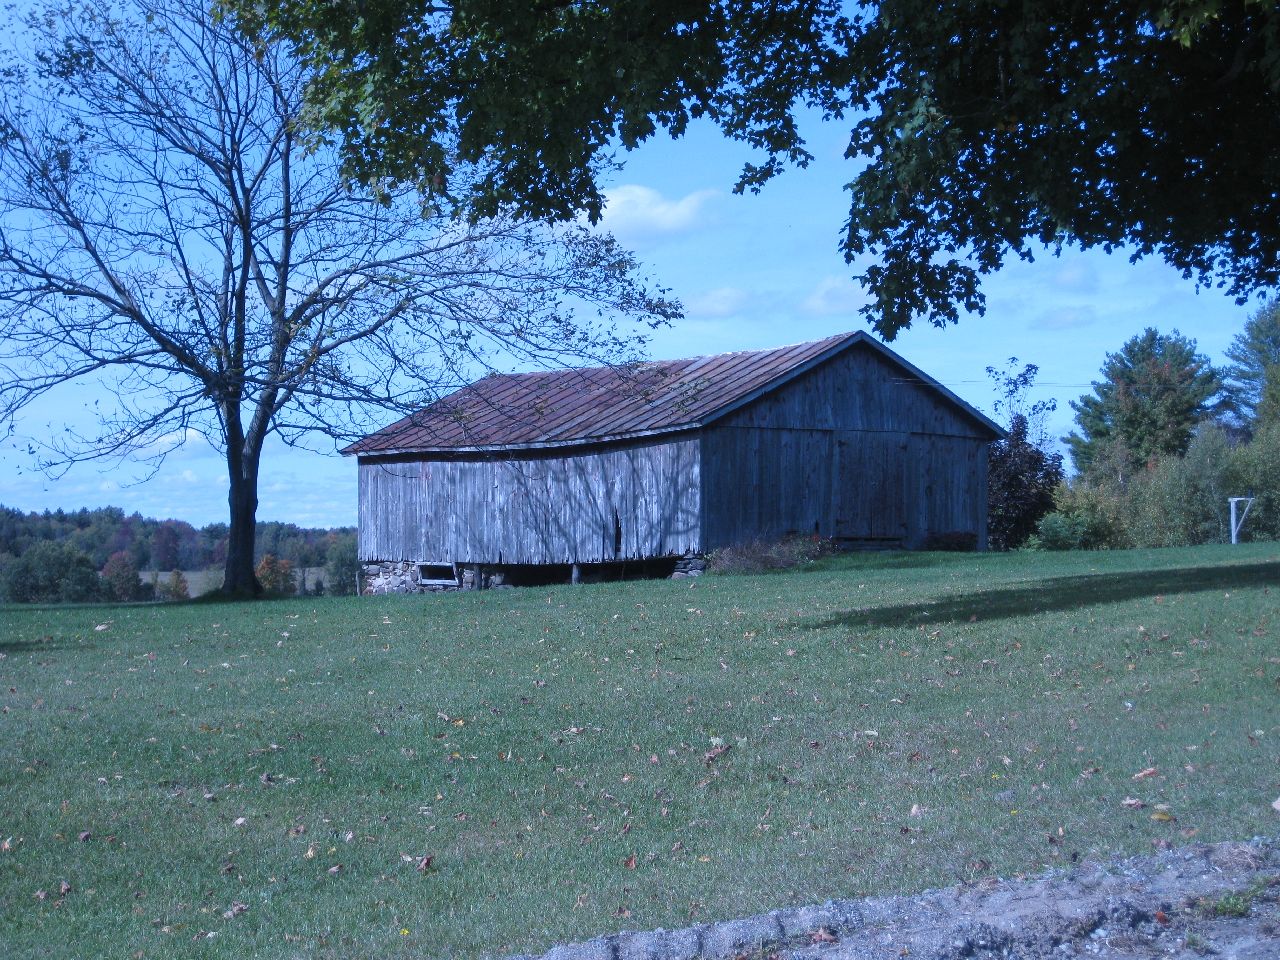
<box><xmin>343</xmin><ymin>331</ymin><xmax>1004</xmax><ymax>592</ymax></box>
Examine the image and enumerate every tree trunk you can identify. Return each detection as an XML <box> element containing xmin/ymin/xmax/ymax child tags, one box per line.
<box><xmin>222</xmin><ymin>444</ymin><xmax>262</xmax><ymax>596</ymax></box>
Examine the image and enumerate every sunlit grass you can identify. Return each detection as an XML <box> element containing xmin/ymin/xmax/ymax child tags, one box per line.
<box><xmin>2</xmin><ymin>543</ymin><xmax>1277</xmax><ymax>958</ymax></box>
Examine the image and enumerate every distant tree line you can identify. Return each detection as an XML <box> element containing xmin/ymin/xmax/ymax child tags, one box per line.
<box><xmin>0</xmin><ymin>506</ymin><xmax>357</xmax><ymax>602</ymax></box>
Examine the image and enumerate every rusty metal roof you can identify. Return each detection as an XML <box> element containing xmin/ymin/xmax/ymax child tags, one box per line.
<box><xmin>342</xmin><ymin>331</ymin><xmax>1002</xmax><ymax>455</ymax></box>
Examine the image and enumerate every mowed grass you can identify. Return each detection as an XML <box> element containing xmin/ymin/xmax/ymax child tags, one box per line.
<box><xmin>2</xmin><ymin>545</ymin><xmax>1278</xmax><ymax>959</ymax></box>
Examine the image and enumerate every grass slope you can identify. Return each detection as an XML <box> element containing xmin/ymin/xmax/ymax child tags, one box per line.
<box><xmin>2</xmin><ymin>545</ymin><xmax>1278</xmax><ymax>958</ymax></box>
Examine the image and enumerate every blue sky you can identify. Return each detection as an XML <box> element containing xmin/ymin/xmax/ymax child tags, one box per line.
<box><xmin>0</xmin><ymin>113</ymin><xmax>1251</xmax><ymax>529</ymax></box>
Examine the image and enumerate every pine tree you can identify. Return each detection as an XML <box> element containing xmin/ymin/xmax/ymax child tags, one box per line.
<box><xmin>1224</xmin><ymin>301</ymin><xmax>1280</xmax><ymax>427</ymax></box>
<box><xmin>1066</xmin><ymin>329</ymin><xmax>1222</xmax><ymax>480</ymax></box>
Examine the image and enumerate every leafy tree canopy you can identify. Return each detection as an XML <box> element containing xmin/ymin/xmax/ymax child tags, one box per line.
<box><xmin>1066</xmin><ymin>328</ymin><xmax>1223</xmax><ymax>479</ymax></box>
<box><xmin>244</xmin><ymin>0</ymin><xmax>1280</xmax><ymax>337</ymax></box>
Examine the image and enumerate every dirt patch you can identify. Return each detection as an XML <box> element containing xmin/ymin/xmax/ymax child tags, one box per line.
<box><xmin>515</xmin><ymin>837</ymin><xmax>1279</xmax><ymax>960</ymax></box>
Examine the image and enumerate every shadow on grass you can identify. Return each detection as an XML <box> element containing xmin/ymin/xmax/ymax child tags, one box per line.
<box><xmin>806</xmin><ymin>560</ymin><xmax>1280</xmax><ymax>630</ymax></box>
<box><xmin>0</xmin><ymin>634</ymin><xmax>91</xmax><ymax>654</ymax></box>
<box><xmin>813</xmin><ymin>550</ymin><xmax>978</xmax><ymax>573</ymax></box>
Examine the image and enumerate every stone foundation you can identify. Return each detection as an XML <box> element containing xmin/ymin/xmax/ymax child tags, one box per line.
<box><xmin>362</xmin><ymin>561</ymin><xmax>452</xmax><ymax>595</ymax></box>
<box><xmin>671</xmin><ymin>555</ymin><xmax>706</xmax><ymax>579</ymax></box>
<box><xmin>361</xmin><ymin>561</ymin><xmax>511</xmax><ymax>594</ymax></box>
<box><xmin>361</xmin><ymin>556</ymin><xmax>703</xmax><ymax>593</ymax></box>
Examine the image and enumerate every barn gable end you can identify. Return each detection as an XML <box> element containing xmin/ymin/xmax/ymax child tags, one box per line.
<box><xmin>700</xmin><ymin>342</ymin><xmax>995</xmax><ymax>551</ymax></box>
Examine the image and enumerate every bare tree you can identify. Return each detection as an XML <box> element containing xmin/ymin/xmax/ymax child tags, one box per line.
<box><xmin>0</xmin><ymin>0</ymin><xmax>678</xmax><ymax>595</ymax></box>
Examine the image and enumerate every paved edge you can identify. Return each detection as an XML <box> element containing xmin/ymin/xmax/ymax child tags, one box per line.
<box><xmin>500</xmin><ymin>836</ymin><xmax>1280</xmax><ymax>960</ymax></box>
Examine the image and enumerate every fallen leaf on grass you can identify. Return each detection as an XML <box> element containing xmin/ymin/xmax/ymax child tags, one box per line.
<box><xmin>810</xmin><ymin>928</ymin><xmax>838</xmax><ymax>944</ymax></box>
<box><xmin>34</xmin><ymin>889</ymin><xmax>47</xmax><ymax>901</ymax></box>
<box><xmin>327</xmin><ymin>864</ymin><xmax>342</xmax><ymax>876</ymax></box>
<box><xmin>77</xmin><ymin>831</ymin><xmax>91</xmax><ymax>842</ymax></box>
<box><xmin>704</xmin><ymin>745</ymin><xmax>731</xmax><ymax>766</ymax></box>
<box><xmin>1151</xmin><ymin>809</ymin><xmax>1176</xmax><ymax>823</ymax></box>
<box><xmin>59</xmin><ymin>880</ymin><xmax>71</xmax><ymax>895</ymax></box>
<box><xmin>623</xmin><ymin>854</ymin><xmax>637</xmax><ymax>870</ymax></box>
<box><xmin>1121</xmin><ymin>797</ymin><xmax>1145</xmax><ymax>809</ymax></box>
<box><xmin>1132</xmin><ymin>767</ymin><xmax>1159</xmax><ymax>780</ymax></box>
<box><xmin>222</xmin><ymin>901</ymin><xmax>247</xmax><ymax>919</ymax></box>
<box><xmin>1272</xmin><ymin>796</ymin><xmax>1280</xmax><ymax>814</ymax></box>
<box><xmin>415</xmin><ymin>855</ymin><xmax>434</xmax><ymax>873</ymax></box>
<box><xmin>909</xmin><ymin>804</ymin><xmax>924</xmax><ymax>817</ymax></box>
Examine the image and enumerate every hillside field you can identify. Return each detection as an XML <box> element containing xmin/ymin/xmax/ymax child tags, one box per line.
<box><xmin>2</xmin><ymin>545</ymin><xmax>1278</xmax><ymax>958</ymax></box>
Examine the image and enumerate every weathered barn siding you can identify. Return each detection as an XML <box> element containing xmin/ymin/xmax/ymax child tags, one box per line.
<box><xmin>700</xmin><ymin>346</ymin><xmax>992</xmax><ymax>549</ymax></box>
<box><xmin>714</xmin><ymin>345</ymin><xmax>989</xmax><ymax>436</ymax></box>
<box><xmin>357</xmin><ymin>437</ymin><xmax>700</xmax><ymax>565</ymax></box>
<box><xmin>698</xmin><ymin>427</ymin><xmax>835</xmax><ymax>546</ymax></box>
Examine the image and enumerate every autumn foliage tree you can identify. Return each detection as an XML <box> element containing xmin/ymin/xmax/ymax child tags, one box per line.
<box><xmin>254</xmin><ymin>554</ymin><xmax>296</xmax><ymax>595</ymax></box>
<box><xmin>0</xmin><ymin>0</ymin><xmax>678</xmax><ymax>597</ymax></box>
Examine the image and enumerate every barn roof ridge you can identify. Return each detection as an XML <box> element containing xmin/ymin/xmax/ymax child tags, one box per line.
<box><xmin>343</xmin><ymin>331</ymin><xmax>1001</xmax><ymax>455</ymax></box>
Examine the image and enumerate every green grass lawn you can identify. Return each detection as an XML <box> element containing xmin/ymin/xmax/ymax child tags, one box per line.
<box><xmin>2</xmin><ymin>545</ymin><xmax>1278</xmax><ymax>959</ymax></box>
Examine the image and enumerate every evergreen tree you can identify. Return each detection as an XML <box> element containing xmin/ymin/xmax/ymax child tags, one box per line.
<box><xmin>1224</xmin><ymin>301</ymin><xmax>1280</xmax><ymax>427</ymax></box>
<box><xmin>1066</xmin><ymin>329</ymin><xmax>1222</xmax><ymax>480</ymax></box>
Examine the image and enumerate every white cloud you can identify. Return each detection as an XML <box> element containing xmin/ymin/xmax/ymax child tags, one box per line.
<box><xmin>801</xmin><ymin>275</ymin><xmax>868</xmax><ymax>317</ymax></box>
<box><xmin>1052</xmin><ymin>261</ymin><xmax>1100</xmax><ymax>294</ymax></box>
<box><xmin>1033</xmin><ymin>306</ymin><xmax>1096</xmax><ymax>331</ymax></box>
<box><xmin>147</xmin><ymin>427</ymin><xmax>209</xmax><ymax>455</ymax></box>
<box><xmin>600</xmin><ymin>185</ymin><xmax>719</xmax><ymax>241</ymax></box>
<box><xmin>179</xmin><ymin>469</ymin><xmax>199</xmax><ymax>484</ymax></box>
<box><xmin>686</xmin><ymin>286</ymin><xmax>750</xmax><ymax>318</ymax></box>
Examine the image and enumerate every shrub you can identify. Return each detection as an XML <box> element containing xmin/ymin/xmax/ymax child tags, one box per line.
<box><xmin>101</xmin><ymin>550</ymin><xmax>146</xmax><ymax>602</ymax></box>
<box><xmin>4</xmin><ymin>540</ymin><xmax>105</xmax><ymax>603</ymax></box>
<box><xmin>707</xmin><ymin>535</ymin><xmax>834</xmax><ymax>575</ymax></box>
<box><xmin>1225</xmin><ymin>422</ymin><xmax>1280</xmax><ymax>540</ymax></box>
<box><xmin>987</xmin><ymin>413</ymin><xmax>1064</xmax><ymax>550</ymax></box>
<box><xmin>1126</xmin><ymin>425</ymin><xmax>1232</xmax><ymax>547</ymax></box>
<box><xmin>255</xmin><ymin>553</ymin><xmax>296</xmax><ymax>595</ymax></box>
<box><xmin>155</xmin><ymin>569</ymin><xmax>190</xmax><ymax>601</ymax></box>
<box><xmin>1026</xmin><ymin>481</ymin><xmax>1128</xmax><ymax>550</ymax></box>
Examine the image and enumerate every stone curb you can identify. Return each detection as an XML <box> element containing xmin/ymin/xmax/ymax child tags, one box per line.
<box><xmin>501</xmin><ymin>837</ymin><xmax>1280</xmax><ymax>960</ymax></box>
<box><xmin>505</xmin><ymin>900</ymin><xmax>864</xmax><ymax>960</ymax></box>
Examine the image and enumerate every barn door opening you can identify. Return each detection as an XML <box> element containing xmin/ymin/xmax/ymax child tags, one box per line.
<box><xmin>833</xmin><ymin>432</ymin><xmax>908</xmax><ymax>546</ymax></box>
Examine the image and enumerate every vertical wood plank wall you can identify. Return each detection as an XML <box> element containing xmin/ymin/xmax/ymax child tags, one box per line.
<box><xmin>701</xmin><ymin>346</ymin><xmax>992</xmax><ymax>550</ymax></box>
<box><xmin>358</xmin><ymin>437</ymin><xmax>701</xmax><ymax>564</ymax></box>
